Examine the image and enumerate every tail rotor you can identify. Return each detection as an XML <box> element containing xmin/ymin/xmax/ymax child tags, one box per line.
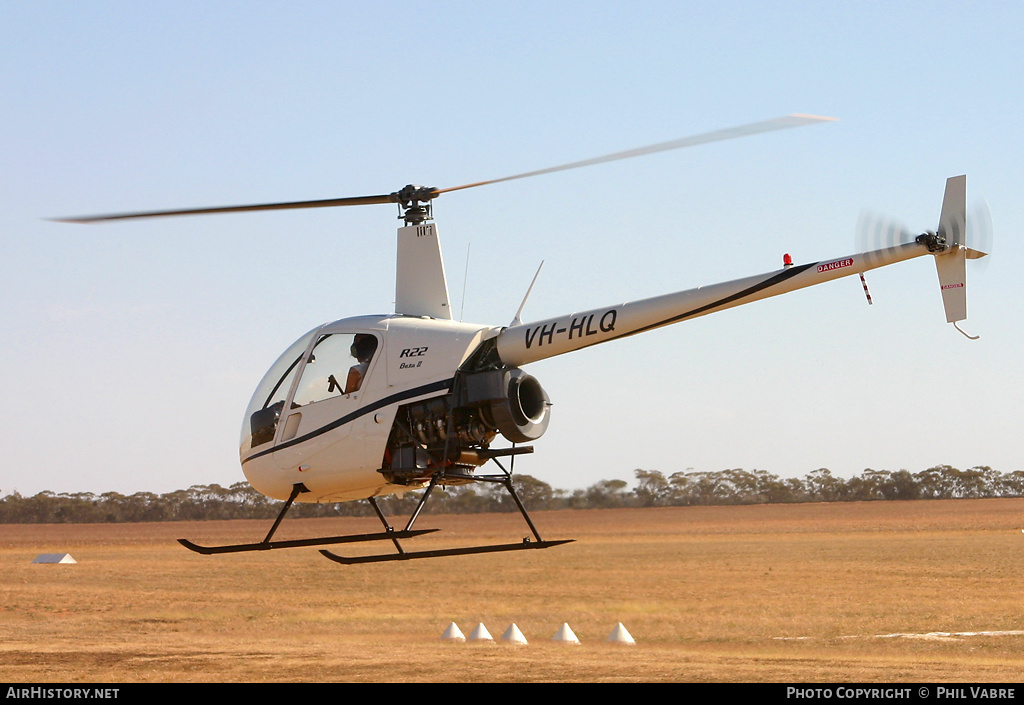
<box><xmin>855</xmin><ymin>175</ymin><xmax>992</xmax><ymax>337</ymax></box>
<box><xmin>966</xmin><ymin>198</ymin><xmax>993</xmax><ymax>264</ymax></box>
<box><xmin>855</xmin><ymin>211</ymin><xmax>916</xmax><ymax>270</ymax></box>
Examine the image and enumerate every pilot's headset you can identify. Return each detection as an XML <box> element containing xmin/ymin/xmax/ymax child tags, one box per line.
<box><xmin>351</xmin><ymin>334</ymin><xmax>378</xmax><ymax>363</ymax></box>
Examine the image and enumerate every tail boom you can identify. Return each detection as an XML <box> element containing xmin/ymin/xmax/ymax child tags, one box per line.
<box><xmin>496</xmin><ymin>241</ymin><xmax>931</xmax><ymax>367</ymax></box>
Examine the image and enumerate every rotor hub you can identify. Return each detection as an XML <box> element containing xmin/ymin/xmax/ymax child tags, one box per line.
<box><xmin>392</xmin><ymin>185</ymin><xmax>439</xmax><ymax>225</ymax></box>
<box><xmin>916</xmin><ymin>230</ymin><xmax>946</xmax><ymax>253</ymax></box>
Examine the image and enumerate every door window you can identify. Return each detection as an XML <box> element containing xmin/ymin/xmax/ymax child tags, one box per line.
<box><xmin>291</xmin><ymin>333</ymin><xmax>379</xmax><ymax>407</ymax></box>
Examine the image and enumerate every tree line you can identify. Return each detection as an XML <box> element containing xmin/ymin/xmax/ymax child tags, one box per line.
<box><xmin>0</xmin><ymin>465</ymin><xmax>1020</xmax><ymax>524</ymax></box>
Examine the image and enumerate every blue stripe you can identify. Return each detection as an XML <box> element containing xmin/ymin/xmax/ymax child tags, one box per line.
<box><xmin>570</xmin><ymin>262</ymin><xmax>817</xmax><ymax>352</ymax></box>
<box><xmin>242</xmin><ymin>377</ymin><xmax>455</xmax><ymax>464</ymax></box>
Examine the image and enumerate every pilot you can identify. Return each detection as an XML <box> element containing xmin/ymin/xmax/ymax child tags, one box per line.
<box><xmin>345</xmin><ymin>334</ymin><xmax>378</xmax><ymax>394</ymax></box>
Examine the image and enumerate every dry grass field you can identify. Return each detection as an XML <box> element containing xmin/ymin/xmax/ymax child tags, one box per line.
<box><xmin>2</xmin><ymin>498</ymin><xmax>1024</xmax><ymax>683</ymax></box>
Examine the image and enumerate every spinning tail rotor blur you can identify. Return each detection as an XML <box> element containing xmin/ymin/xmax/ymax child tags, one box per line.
<box><xmin>855</xmin><ymin>176</ymin><xmax>992</xmax><ymax>338</ymax></box>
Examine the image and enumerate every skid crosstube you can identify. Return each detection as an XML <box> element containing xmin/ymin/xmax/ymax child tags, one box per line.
<box><xmin>178</xmin><ymin>457</ymin><xmax>574</xmax><ymax>563</ymax></box>
<box><xmin>178</xmin><ymin>528</ymin><xmax>439</xmax><ymax>555</ymax></box>
<box><xmin>313</xmin><ymin>450</ymin><xmax>574</xmax><ymax>565</ymax></box>
<box><xmin>319</xmin><ymin>538</ymin><xmax>574</xmax><ymax>564</ymax></box>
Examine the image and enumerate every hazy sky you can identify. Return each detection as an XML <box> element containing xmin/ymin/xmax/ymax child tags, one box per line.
<box><xmin>2</xmin><ymin>1</ymin><xmax>1021</xmax><ymax>498</ymax></box>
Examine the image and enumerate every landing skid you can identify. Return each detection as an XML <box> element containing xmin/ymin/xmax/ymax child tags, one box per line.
<box><xmin>178</xmin><ymin>453</ymin><xmax>573</xmax><ymax>563</ymax></box>
<box><xmin>321</xmin><ymin>538</ymin><xmax>573</xmax><ymax>564</ymax></box>
<box><xmin>178</xmin><ymin>529</ymin><xmax>439</xmax><ymax>555</ymax></box>
<box><xmin>177</xmin><ymin>483</ymin><xmax>439</xmax><ymax>555</ymax></box>
<box><xmin>319</xmin><ymin>455</ymin><xmax>573</xmax><ymax>565</ymax></box>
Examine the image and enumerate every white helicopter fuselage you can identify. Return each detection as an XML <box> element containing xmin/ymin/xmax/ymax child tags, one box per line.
<box><xmin>240</xmin><ymin>314</ymin><xmax>498</xmax><ymax>502</ymax></box>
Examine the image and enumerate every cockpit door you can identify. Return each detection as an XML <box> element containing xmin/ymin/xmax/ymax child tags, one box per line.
<box><xmin>272</xmin><ymin>331</ymin><xmax>381</xmax><ymax>470</ymax></box>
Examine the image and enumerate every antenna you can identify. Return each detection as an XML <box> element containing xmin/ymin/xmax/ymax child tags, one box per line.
<box><xmin>510</xmin><ymin>261</ymin><xmax>544</xmax><ymax>327</ymax></box>
<box><xmin>460</xmin><ymin>243</ymin><xmax>471</xmax><ymax>322</ymax></box>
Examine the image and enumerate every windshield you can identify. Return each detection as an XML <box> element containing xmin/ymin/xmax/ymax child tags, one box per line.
<box><xmin>239</xmin><ymin>329</ymin><xmax>318</xmax><ymax>453</ymax></box>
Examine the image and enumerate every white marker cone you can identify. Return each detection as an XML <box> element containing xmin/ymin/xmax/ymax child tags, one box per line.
<box><xmin>552</xmin><ymin>622</ymin><xmax>580</xmax><ymax>644</ymax></box>
<box><xmin>501</xmin><ymin>623</ymin><xmax>528</xmax><ymax>645</ymax></box>
<box><xmin>606</xmin><ymin>622</ymin><xmax>635</xmax><ymax>645</ymax></box>
<box><xmin>468</xmin><ymin>623</ymin><xmax>494</xmax><ymax>641</ymax></box>
<box><xmin>440</xmin><ymin>622</ymin><xmax>466</xmax><ymax>642</ymax></box>
<box><xmin>32</xmin><ymin>553</ymin><xmax>76</xmax><ymax>564</ymax></box>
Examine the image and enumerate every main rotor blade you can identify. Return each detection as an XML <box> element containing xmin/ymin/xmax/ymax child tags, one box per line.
<box><xmin>437</xmin><ymin>114</ymin><xmax>837</xmax><ymax>195</ymax></box>
<box><xmin>54</xmin><ymin>192</ymin><xmax>398</xmax><ymax>223</ymax></box>
<box><xmin>56</xmin><ymin>113</ymin><xmax>835</xmax><ymax>223</ymax></box>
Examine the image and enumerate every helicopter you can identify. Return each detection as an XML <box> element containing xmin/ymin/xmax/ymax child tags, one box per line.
<box><xmin>60</xmin><ymin>114</ymin><xmax>988</xmax><ymax>564</ymax></box>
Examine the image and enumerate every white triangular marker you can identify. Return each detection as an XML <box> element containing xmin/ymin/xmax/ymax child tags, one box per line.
<box><xmin>552</xmin><ymin>623</ymin><xmax>580</xmax><ymax>644</ymax></box>
<box><xmin>606</xmin><ymin>622</ymin><xmax>635</xmax><ymax>645</ymax></box>
<box><xmin>440</xmin><ymin>622</ymin><xmax>466</xmax><ymax>642</ymax></box>
<box><xmin>468</xmin><ymin>623</ymin><xmax>493</xmax><ymax>641</ymax></box>
<box><xmin>32</xmin><ymin>553</ymin><xmax>76</xmax><ymax>564</ymax></box>
<box><xmin>501</xmin><ymin>623</ymin><xmax>528</xmax><ymax>645</ymax></box>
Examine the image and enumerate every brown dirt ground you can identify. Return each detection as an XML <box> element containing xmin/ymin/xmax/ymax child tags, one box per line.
<box><xmin>2</xmin><ymin>498</ymin><xmax>1023</xmax><ymax>682</ymax></box>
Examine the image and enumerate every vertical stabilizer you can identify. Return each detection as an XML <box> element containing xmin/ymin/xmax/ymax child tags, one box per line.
<box><xmin>395</xmin><ymin>222</ymin><xmax>452</xmax><ymax>319</ymax></box>
<box><xmin>935</xmin><ymin>248</ymin><xmax>967</xmax><ymax>322</ymax></box>
<box><xmin>935</xmin><ymin>175</ymin><xmax>968</xmax><ymax>323</ymax></box>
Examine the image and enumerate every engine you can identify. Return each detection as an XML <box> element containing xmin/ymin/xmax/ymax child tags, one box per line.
<box><xmin>382</xmin><ymin>367</ymin><xmax>551</xmax><ymax>485</ymax></box>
